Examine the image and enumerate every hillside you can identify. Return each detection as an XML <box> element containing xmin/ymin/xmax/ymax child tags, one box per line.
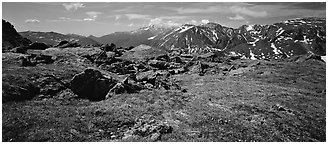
<box><xmin>2</xmin><ymin>19</ymin><xmax>31</xmax><ymax>50</ymax></box>
<box><xmin>19</xmin><ymin>31</ymin><xmax>101</xmax><ymax>46</ymax></box>
<box><xmin>2</xmin><ymin>47</ymin><xmax>325</xmax><ymax>142</ymax></box>
<box><xmin>94</xmin><ymin>25</ymin><xmax>173</xmax><ymax>47</ymax></box>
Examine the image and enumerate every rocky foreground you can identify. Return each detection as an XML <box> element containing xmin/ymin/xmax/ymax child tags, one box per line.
<box><xmin>2</xmin><ymin>44</ymin><xmax>326</xmax><ymax>142</ymax></box>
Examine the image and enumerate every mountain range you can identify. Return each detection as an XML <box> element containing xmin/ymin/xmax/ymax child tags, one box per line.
<box><xmin>150</xmin><ymin>17</ymin><xmax>325</xmax><ymax>59</ymax></box>
<box><xmin>2</xmin><ymin>17</ymin><xmax>326</xmax><ymax>60</ymax></box>
<box><xmin>19</xmin><ymin>31</ymin><xmax>101</xmax><ymax>46</ymax></box>
<box><xmin>89</xmin><ymin>25</ymin><xmax>173</xmax><ymax>47</ymax></box>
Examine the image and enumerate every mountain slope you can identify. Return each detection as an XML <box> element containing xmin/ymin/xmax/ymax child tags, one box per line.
<box><xmin>19</xmin><ymin>31</ymin><xmax>101</xmax><ymax>46</ymax></box>
<box><xmin>150</xmin><ymin>23</ymin><xmax>235</xmax><ymax>53</ymax></box>
<box><xmin>149</xmin><ymin>17</ymin><xmax>326</xmax><ymax>59</ymax></box>
<box><xmin>2</xmin><ymin>19</ymin><xmax>31</xmax><ymax>50</ymax></box>
<box><xmin>95</xmin><ymin>25</ymin><xmax>174</xmax><ymax>47</ymax></box>
<box><xmin>226</xmin><ymin>17</ymin><xmax>326</xmax><ymax>59</ymax></box>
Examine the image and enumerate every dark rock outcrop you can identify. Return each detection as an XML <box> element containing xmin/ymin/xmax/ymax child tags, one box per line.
<box><xmin>70</xmin><ymin>68</ymin><xmax>117</xmax><ymax>101</ymax></box>
<box><xmin>28</xmin><ymin>42</ymin><xmax>49</xmax><ymax>50</ymax></box>
<box><xmin>135</xmin><ymin>70</ymin><xmax>158</xmax><ymax>84</ymax></box>
<box><xmin>2</xmin><ymin>19</ymin><xmax>31</xmax><ymax>50</ymax></box>
<box><xmin>108</xmin><ymin>77</ymin><xmax>143</xmax><ymax>95</ymax></box>
<box><xmin>170</xmin><ymin>56</ymin><xmax>183</xmax><ymax>63</ymax></box>
<box><xmin>148</xmin><ymin>60</ymin><xmax>170</xmax><ymax>69</ymax></box>
<box><xmin>100</xmin><ymin>43</ymin><xmax>117</xmax><ymax>52</ymax></box>
<box><xmin>10</xmin><ymin>46</ymin><xmax>27</xmax><ymax>54</ymax></box>
<box><xmin>55</xmin><ymin>40</ymin><xmax>81</xmax><ymax>48</ymax></box>
<box><xmin>188</xmin><ymin>61</ymin><xmax>209</xmax><ymax>75</ymax></box>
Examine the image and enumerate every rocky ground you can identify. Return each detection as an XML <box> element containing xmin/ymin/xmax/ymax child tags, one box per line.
<box><xmin>2</xmin><ymin>45</ymin><xmax>326</xmax><ymax>142</ymax></box>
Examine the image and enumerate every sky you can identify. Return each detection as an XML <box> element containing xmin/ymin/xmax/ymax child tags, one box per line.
<box><xmin>2</xmin><ymin>2</ymin><xmax>326</xmax><ymax>37</ymax></box>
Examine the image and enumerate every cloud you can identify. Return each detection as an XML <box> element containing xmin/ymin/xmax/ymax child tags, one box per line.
<box><xmin>128</xmin><ymin>23</ymin><xmax>134</xmax><ymax>27</ymax></box>
<box><xmin>84</xmin><ymin>11</ymin><xmax>102</xmax><ymax>21</ymax></box>
<box><xmin>86</xmin><ymin>11</ymin><xmax>102</xmax><ymax>19</ymax></box>
<box><xmin>149</xmin><ymin>18</ymin><xmax>181</xmax><ymax>27</ymax></box>
<box><xmin>230</xmin><ymin>5</ymin><xmax>267</xmax><ymax>18</ymax></box>
<box><xmin>83</xmin><ymin>18</ymin><xmax>95</xmax><ymax>21</ymax></box>
<box><xmin>58</xmin><ymin>17</ymin><xmax>71</xmax><ymax>21</ymax></box>
<box><xmin>125</xmin><ymin>14</ymin><xmax>150</xmax><ymax>20</ymax></box>
<box><xmin>25</xmin><ymin>19</ymin><xmax>40</xmax><ymax>23</ymax></box>
<box><xmin>175</xmin><ymin>6</ymin><xmax>223</xmax><ymax>14</ymax></box>
<box><xmin>115</xmin><ymin>15</ymin><xmax>121</xmax><ymax>21</ymax></box>
<box><xmin>228</xmin><ymin>14</ymin><xmax>245</xmax><ymax>20</ymax></box>
<box><xmin>62</xmin><ymin>2</ymin><xmax>85</xmax><ymax>11</ymax></box>
<box><xmin>48</xmin><ymin>17</ymin><xmax>83</xmax><ymax>22</ymax></box>
<box><xmin>190</xmin><ymin>20</ymin><xmax>198</xmax><ymax>24</ymax></box>
<box><xmin>201</xmin><ymin>19</ymin><xmax>210</xmax><ymax>24</ymax></box>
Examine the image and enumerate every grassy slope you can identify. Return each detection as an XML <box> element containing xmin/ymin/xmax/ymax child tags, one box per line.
<box><xmin>2</xmin><ymin>58</ymin><xmax>326</xmax><ymax>142</ymax></box>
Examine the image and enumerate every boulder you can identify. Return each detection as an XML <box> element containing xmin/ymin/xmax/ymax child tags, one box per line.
<box><xmin>70</xmin><ymin>68</ymin><xmax>117</xmax><ymax>101</ymax></box>
<box><xmin>154</xmin><ymin>75</ymin><xmax>180</xmax><ymax>90</ymax></box>
<box><xmin>33</xmin><ymin>54</ymin><xmax>54</xmax><ymax>64</ymax></box>
<box><xmin>92</xmin><ymin>51</ymin><xmax>119</xmax><ymax>66</ymax></box>
<box><xmin>188</xmin><ymin>61</ymin><xmax>209</xmax><ymax>75</ymax></box>
<box><xmin>168</xmin><ymin>62</ymin><xmax>183</xmax><ymax>69</ymax></box>
<box><xmin>168</xmin><ymin>68</ymin><xmax>187</xmax><ymax>75</ymax></box>
<box><xmin>55</xmin><ymin>40</ymin><xmax>81</xmax><ymax>48</ymax></box>
<box><xmin>94</xmin><ymin>51</ymin><xmax>109</xmax><ymax>65</ymax></box>
<box><xmin>21</xmin><ymin>56</ymin><xmax>36</xmax><ymax>66</ymax></box>
<box><xmin>106</xmin><ymin>61</ymin><xmax>136</xmax><ymax>74</ymax></box>
<box><xmin>154</xmin><ymin>54</ymin><xmax>170</xmax><ymax>62</ymax></box>
<box><xmin>107</xmin><ymin>77</ymin><xmax>143</xmax><ymax>95</ymax></box>
<box><xmin>10</xmin><ymin>46</ymin><xmax>27</xmax><ymax>54</ymax></box>
<box><xmin>148</xmin><ymin>60</ymin><xmax>170</xmax><ymax>69</ymax></box>
<box><xmin>28</xmin><ymin>42</ymin><xmax>49</xmax><ymax>50</ymax></box>
<box><xmin>135</xmin><ymin>70</ymin><xmax>158</xmax><ymax>84</ymax></box>
<box><xmin>134</xmin><ymin>70</ymin><xmax>180</xmax><ymax>90</ymax></box>
<box><xmin>100</xmin><ymin>43</ymin><xmax>117</xmax><ymax>52</ymax></box>
<box><xmin>170</xmin><ymin>56</ymin><xmax>183</xmax><ymax>63</ymax></box>
<box><xmin>106</xmin><ymin>51</ymin><xmax>116</xmax><ymax>58</ymax></box>
<box><xmin>55</xmin><ymin>40</ymin><xmax>69</xmax><ymax>47</ymax></box>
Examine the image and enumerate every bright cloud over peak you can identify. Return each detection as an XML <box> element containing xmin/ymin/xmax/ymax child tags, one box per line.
<box><xmin>62</xmin><ymin>2</ymin><xmax>85</xmax><ymax>11</ymax></box>
<box><xmin>230</xmin><ymin>5</ymin><xmax>268</xmax><ymax>18</ymax></box>
<box><xmin>25</xmin><ymin>19</ymin><xmax>40</xmax><ymax>23</ymax></box>
<box><xmin>228</xmin><ymin>14</ymin><xmax>246</xmax><ymax>20</ymax></box>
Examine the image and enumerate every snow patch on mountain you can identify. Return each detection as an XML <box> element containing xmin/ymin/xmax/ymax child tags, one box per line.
<box><xmin>321</xmin><ymin>56</ymin><xmax>326</xmax><ymax>62</ymax></box>
<box><xmin>249</xmin><ymin>49</ymin><xmax>257</xmax><ymax>60</ymax></box>
<box><xmin>248</xmin><ymin>38</ymin><xmax>260</xmax><ymax>46</ymax></box>
<box><xmin>148</xmin><ymin>36</ymin><xmax>157</xmax><ymax>40</ymax></box>
<box><xmin>179</xmin><ymin>25</ymin><xmax>194</xmax><ymax>33</ymax></box>
<box><xmin>271</xmin><ymin>43</ymin><xmax>282</xmax><ymax>55</ymax></box>
<box><xmin>276</xmin><ymin>28</ymin><xmax>285</xmax><ymax>36</ymax></box>
<box><xmin>246</xmin><ymin>25</ymin><xmax>254</xmax><ymax>31</ymax></box>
